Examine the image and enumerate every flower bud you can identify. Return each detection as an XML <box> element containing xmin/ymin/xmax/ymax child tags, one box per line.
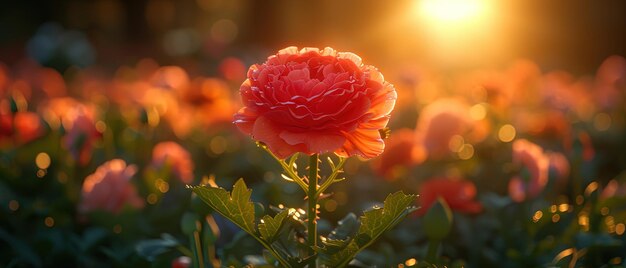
<box><xmin>422</xmin><ymin>197</ymin><xmax>453</xmax><ymax>241</ymax></box>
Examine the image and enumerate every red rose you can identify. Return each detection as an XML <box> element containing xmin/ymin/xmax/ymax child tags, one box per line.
<box><xmin>417</xmin><ymin>178</ymin><xmax>482</xmax><ymax>216</ymax></box>
<box><xmin>234</xmin><ymin>47</ymin><xmax>396</xmax><ymax>159</ymax></box>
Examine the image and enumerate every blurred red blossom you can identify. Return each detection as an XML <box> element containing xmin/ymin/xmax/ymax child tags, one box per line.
<box><xmin>80</xmin><ymin>159</ymin><xmax>144</xmax><ymax>214</ymax></box>
<box><xmin>370</xmin><ymin>128</ymin><xmax>422</xmax><ymax>180</ymax></box>
<box><xmin>234</xmin><ymin>47</ymin><xmax>396</xmax><ymax>159</ymax></box>
<box><xmin>151</xmin><ymin>141</ymin><xmax>194</xmax><ymax>184</ymax></box>
<box><xmin>219</xmin><ymin>57</ymin><xmax>247</xmax><ymax>81</ymax></box>
<box><xmin>417</xmin><ymin>178</ymin><xmax>482</xmax><ymax>216</ymax></box>
<box><xmin>508</xmin><ymin>139</ymin><xmax>549</xmax><ymax>202</ymax></box>
<box><xmin>0</xmin><ymin>111</ymin><xmax>46</xmax><ymax>146</ymax></box>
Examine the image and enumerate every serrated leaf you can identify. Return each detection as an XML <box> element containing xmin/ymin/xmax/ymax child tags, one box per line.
<box><xmin>191</xmin><ymin>178</ymin><xmax>256</xmax><ymax>234</ymax></box>
<box><xmin>259</xmin><ymin>210</ymin><xmax>289</xmax><ymax>242</ymax></box>
<box><xmin>319</xmin><ymin>191</ymin><xmax>417</xmax><ymax>267</ymax></box>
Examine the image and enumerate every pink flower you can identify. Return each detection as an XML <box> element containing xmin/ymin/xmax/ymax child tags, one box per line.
<box><xmin>80</xmin><ymin>159</ymin><xmax>144</xmax><ymax>214</ymax></box>
<box><xmin>151</xmin><ymin>141</ymin><xmax>194</xmax><ymax>184</ymax></box>
<box><xmin>415</xmin><ymin>98</ymin><xmax>472</xmax><ymax>159</ymax></box>
<box><xmin>370</xmin><ymin>129</ymin><xmax>423</xmax><ymax>180</ymax></box>
<box><xmin>417</xmin><ymin>178</ymin><xmax>482</xmax><ymax>216</ymax></box>
<box><xmin>234</xmin><ymin>47</ymin><xmax>397</xmax><ymax>159</ymax></box>
<box><xmin>508</xmin><ymin>139</ymin><xmax>549</xmax><ymax>202</ymax></box>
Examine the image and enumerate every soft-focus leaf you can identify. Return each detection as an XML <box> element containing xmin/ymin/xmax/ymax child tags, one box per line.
<box><xmin>319</xmin><ymin>191</ymin><xmax>417</xmax><ymax>267</ymax></box>
<box><xmin>258</xmin><ymin>210</ymin><xmax>289</xmax><ymax>242</ymax></box>
<box><xmin>135</xmin><ymin>233</ymin><xmax>180</xmax><ymax>261</ymax></box>
<box><xmin>191</xmin><ymin>178</ymin><xmax>257</xmax><ymax>234</ymax></box>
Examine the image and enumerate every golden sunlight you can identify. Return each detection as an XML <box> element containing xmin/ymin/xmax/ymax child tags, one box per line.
<box><xmin>419</xmin><ymin>0</ymin><xmax>488</xmax><ymax>23</ymax></box>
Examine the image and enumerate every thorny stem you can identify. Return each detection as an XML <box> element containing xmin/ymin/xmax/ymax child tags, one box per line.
<box><xmin>308</xmin><ymin>154</ymin><xmax>319</xmax><ymax>266</ymax></box>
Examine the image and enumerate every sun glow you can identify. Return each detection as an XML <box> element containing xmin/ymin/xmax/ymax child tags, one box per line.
<box><xmin>411</xmin><ymin>0</ymin><xmax>500</xmax><ymax>66</ymax></box>
<box><xmin>420</xmin><ymin>0</ymin><xmax>488</xmax><ymax>23</ymax></box>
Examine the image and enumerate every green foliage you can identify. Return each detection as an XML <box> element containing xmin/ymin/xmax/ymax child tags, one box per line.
<box><xmin>191</xmin><ymin>179</ymin><xmax>417</xmax><ymax>267</ymax></box>
<box><xmin>319</xmin><ymin>191</ymin><xmax>418</xmax><ymax>267</ymax></box>
<box><xmin>191</xmin><ymin>179</ymin><xmax>256</xmax><ymax>235</ymax></box>
<box><xmin>259</xmin><ymin>210</ymin><xmax>289</xmax><ymax>243</ymax></box>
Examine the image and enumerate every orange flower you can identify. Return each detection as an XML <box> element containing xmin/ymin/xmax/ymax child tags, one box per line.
<box><xmin>80</xmin><ymin>159</ymin><xmax>144</xmax><ymax>214</ymax></box>
<box><xmin>234</xmin><ymin>47</ymin><xmax>397</xmax><ymax>159</ymax></box>
<box><xmin>151</xmin><ymin>141</ymin><xmax>194</xmax><ymax>184</ymax></box>
<box><xmin>417</xmin><ymin>178</ymin><xmax>482</xmax><ymax>216</ymax></box>
<box><xmin>508</xmin><ymin>139</ymin><xmax>549</xmax><ymax>202</ymax></box>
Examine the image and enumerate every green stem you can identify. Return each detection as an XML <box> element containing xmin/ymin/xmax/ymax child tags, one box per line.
<box><xmin>193</xmin><ymin>231</ymin><xmax>205</xmax><ymax>268</ymax></box>
<box><xmin>308</xmin><ymin>154</ymin><xmax>319</xmax><ymax>266</ymax></box>
<box><xmin>426</xmin><ymin>240</ymin><xmax>440</xmax><ymax>264</ymax></box>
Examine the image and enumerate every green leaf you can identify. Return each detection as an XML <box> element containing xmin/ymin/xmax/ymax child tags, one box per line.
<box><xmin>258</xmin><ymin>210</ymin><xmax>289</xmax><ymax>242</ymax></box>
<box><xmin>135</xmin><ymin>233</ymin><xmax>180</xmax><ymax>261</ymax></box>
<box><xmin>191</xmin><ymin>178</ymin><xmax>256</xmax><ymax>234</ymax></box>
<box><xmin>319</xmin><ymin>191</ymin><xmax>417</xmax><ymax>267</ymax></box>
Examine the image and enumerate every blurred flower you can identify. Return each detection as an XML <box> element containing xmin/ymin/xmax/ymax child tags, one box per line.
<box><xmin>547</xmin><ymin>151</ymin><xmax>570</xmax><ymax>182</ymax></box>
<box><xmin>508</xmin><ymin>139</ymin><xmax>549</xmax><ymax>202</ymax></box>
<box><xmin>219</xmin><ymin>57</ymin><xmax>247</xmax><ymax>81</ymax></box>
<box><xmin>169</xmin><ymin>77</ymin><xmax>236</xmax><ymax>137</ymax></box>
<box><xmin>458</xmin><ymin>59</ymin><xmax>541</xmax><ymax>112</ymax></box>
<box><xmin>80</xmin><ymin>159</ymin><xmax>144</xmax><ymax>214</ymax></box>
<box><xmin>0</xmin><ymin>111</ymin><xmax>46</xmax><ymax>146</ymax></box>
<box><xmin>594</xmin><ymin>55</ymin><xmax>626</xmax><ymax>110</ymax></box>
<box><xmin>601</xmin><ymin>180</ymin><xmax>626</xmax><ymax>199</ymax></box>
<box><xmin>541</xmin><ymin>71</ymin><xmax>594</xmax><ymax>120</ymax></box>
<box><xmin>417</xmin><ymin>178</ymin><xmax>481</xmax><ymax>216</ymax></box>
<box><xmin>150</xmin><ymin>66</ymin><xmax>190</xmax><ymax>92</ymax></box>
<box><xmin>370</xmin><ymin>128</ymin><xmax>422</xmax><ymax>180</ymax></box>
<box><xmin>151</xmin><ymin>141</ymin><xmax>194</xmax><ymax>184</ymax></box>
<box><xmin>234</xmin><ymin>47</ymin><xmax>397</xmax><ymax>159</ymax></box>
<box><xmin>415</xmin><ymin>98</ymin><xmax>472</xmax><ymax>160</ymax></box>
<box><xmin>63</xmin><ymin>110</ymin><xmax>102</xmax><ymax>166</ymax></box>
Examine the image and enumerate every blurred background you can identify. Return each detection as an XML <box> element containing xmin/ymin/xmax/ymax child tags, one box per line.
<box><xmin>2</xmin><ymin>0</ymin><xmax>625</xmax><ymax>73</ymax></box>
<box><xmin>1</xmin><ymin>0</ymin><xmax>626</xmax><ymax>267</ymax></box>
